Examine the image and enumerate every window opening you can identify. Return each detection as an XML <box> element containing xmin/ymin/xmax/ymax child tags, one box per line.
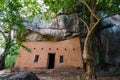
<box><xmin>34</xmin><ymin>55</ymin><xmax>39</xmax><ymax>62</ymax></box>
<box><xmin>60</xmin><ymin>56</ymin><xmax>64</xmax><ymax>63</ymax></box>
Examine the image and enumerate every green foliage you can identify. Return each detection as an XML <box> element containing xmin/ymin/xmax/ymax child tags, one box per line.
<box><xmin>96</xmin><ymin>0</ymin><xmax>120</xmax><ymax>15</ymax></box>
<box><xmin>19</xmin><ymin>0</ymin><xmax>41</xmax><ymax>18</ymax></box>
<box><xmin>0</xmin><ymin>0</ymin><xmax>42</xmax><ymax>69</ymax></box>
<box><xmin>5</xmin><ymin>42</ymin><xmax>20</xmax><ymax>68</ymax></box>
<box><xmin>0</xmin><ymin>37</ymin><xmax>5</xmax><ymax>48</ymax></box>
<box><xmin>0</xmin><ymin>0</ymin><xmax>41</xmax><ymax>57</ymax></box>
<box><xmin>44</xmin><ymin>0</ymin><xmax>120</xmax><ymax>19</ymax></box>
<box><xmin>21</xmin><ymin>44</ymin><xmax>31</xmax><ymax>53</ymax></box>
<box><xmin>5</xmin><ymin>55</ymin><xmax>17</xmax><ymax>68</ymax></box>
<box><xmin>44</xmin><ymin>0</ymin><xmax>80</xmax><ymax>18</ymax></box>
<box><xmin>5</xmin><ymin>42</ymin><xmax>20</xmax><ymax>56</ymax></box>
<box><xmin>0</xmin><ymin>0</ymin><xmax>41</xmax><ymax>32</ymax></box>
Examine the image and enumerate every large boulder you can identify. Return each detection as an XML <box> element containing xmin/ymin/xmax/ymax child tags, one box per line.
<box><xmin>23</xmin><ymin>13</ymin><xmax>82</xmax><ymax>41</ymax></box>
<box><xmin>4</xmin><ymin>71</ymin><xmax>40</xmax><ymax>80</ymax></box>
<box><xmin>100</xmin><ymin>14</ymin><xmax>120</xmax><ymax>64</ymax></box>
<box><xmin>94</xmin><ymin>14</ymin><xmax>120</xmax><ymax>72</ymax></box>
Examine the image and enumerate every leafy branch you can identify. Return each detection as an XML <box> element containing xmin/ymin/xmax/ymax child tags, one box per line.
<box><xmin>79</xmin><ymin>0</ymin><xmax>100</xmax><ymax>21</ymax></box>
<box><xmin>0</xmin><ymin>30</ymin><xmax>7</xmax><ymax>42</ymax></box>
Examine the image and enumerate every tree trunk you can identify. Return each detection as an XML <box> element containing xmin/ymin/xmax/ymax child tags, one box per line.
<box><xmin>83</xmin><ymin>31</ymin><xmax>96</xmax><ymax>80</ymax></box>
<box><xmin>0</xmin><ymin>55</ymin><xmax>5</xmax><ymax>70</ymax></box>
<box><xmin>82</xmin><ymin>0</ymin><xmax>99</xmax><ymax>80</ymax></box>
<box><xmin>0</xmin><ymin>29</ymin><xmax>12</xmax><ymax>70</ymax></box>
<box><xmin>0</xmin><ymin>47</ymin><xmax>7</xmax><ymax>70</ymax></box>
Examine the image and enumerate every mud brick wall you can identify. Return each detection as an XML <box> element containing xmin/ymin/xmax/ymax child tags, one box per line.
<box><xmin>14</xmin><ymin>37</ymin><xmax>83</xmax><ymax>71</ymax></box>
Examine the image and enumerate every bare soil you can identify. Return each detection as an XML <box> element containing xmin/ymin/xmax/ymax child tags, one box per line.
<box><xmin>0</xmin><ymin>69</ymin><xmax>120</xmax><ymax>80</ymax></box>
<box><xmin>36</xmin><ymin>72</ymin><xmax>82</xmax><ymax>80</ymax></box>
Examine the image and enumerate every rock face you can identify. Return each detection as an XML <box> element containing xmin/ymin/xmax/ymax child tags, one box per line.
<box><xmin>100</xmin><ymin>14</ymin><xmax>120</xmax><ymax>64</ymax></box>
<box><xmin>5</xmin><ymin>72</ymin><xmax>40</xmax><ymax>80</ymax></box>
<box><xmin>24</xmin><ymin>13</ymin><xmax>82</xmax><ymax>41</ymax></box>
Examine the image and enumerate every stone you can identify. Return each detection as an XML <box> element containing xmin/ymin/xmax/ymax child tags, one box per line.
<box><xmin>26</xmin><ymin>33</ymin><xmax>47</xmax><ymax>41</ymax></box>
<box><xmin>100</xmin><ymin>14</ymin><xmax>120</xmax><ymax>64</ymax></box>
<box><xmin>5</xmin><ymin>71</ymin><xmax>40</xmax><ymax>80</ymax></box>
<box><xmin>24</xmin><ymin>13</ymin><xmax>82</xmax><ymax>41</ymax></box>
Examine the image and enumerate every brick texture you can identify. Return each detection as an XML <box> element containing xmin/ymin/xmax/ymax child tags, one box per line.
<box><xmin>14</xmin><ymin>37</ymin><xmax>83</xmax><ymax>72</ymax></box>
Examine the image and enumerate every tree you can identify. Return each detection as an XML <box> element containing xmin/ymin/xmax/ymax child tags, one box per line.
<box><xmin>43</xmin><ymin>0</ymin><xmax>120</xmax><ymax>80</ymax></box>
<box><xmin>0</xmin><ymin>0</ymin><xmax>41</xmax><ymax>70</ymax></box>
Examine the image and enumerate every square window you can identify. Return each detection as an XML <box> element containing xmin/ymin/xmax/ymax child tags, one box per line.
<box><xmin>34</xmin><ymin>55</ymin><xmax>39</xmax><ymax>62</ymax></box>
<box><xmin>60</xmin><ymin>56</ymin><xmax>64</xmax><ymax>63</ymax></box>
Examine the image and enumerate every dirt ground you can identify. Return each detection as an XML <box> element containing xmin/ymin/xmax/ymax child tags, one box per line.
<box><xmin>36</xmin><ymin>71</ymin><xmax>120</xmax><ymax>80</ymax></box>
<box><xmin>0</xmin><ymin>69</ymin><xmax>120</xmax><ymax>80</ymax></box>
<box><xmin>36</xmin><ymin>72</ymin><xmax>82</xmax><ymax>80</ymax></box>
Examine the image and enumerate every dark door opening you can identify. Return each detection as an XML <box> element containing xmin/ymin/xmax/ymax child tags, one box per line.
<box><xmin>48</xmin><ymin>53</ymin><xmax>55</xmax><ymax>69</ymax></box>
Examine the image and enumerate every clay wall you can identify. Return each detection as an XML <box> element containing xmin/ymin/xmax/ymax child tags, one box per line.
<box><xmin>14</xmin><ymin>37</ymin><xmax>83</xmax><ymax>71</ymax></box>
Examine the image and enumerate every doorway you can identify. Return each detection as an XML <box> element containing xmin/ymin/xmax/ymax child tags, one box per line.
<box><xmin>48</xmin><ymin>53</ymin><xmax>55</xmax><ymax>69</ymax></box>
